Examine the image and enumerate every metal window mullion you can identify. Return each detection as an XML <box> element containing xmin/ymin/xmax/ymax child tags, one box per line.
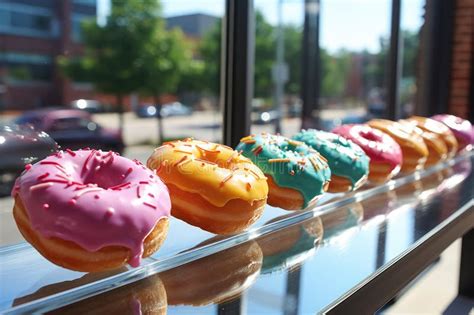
<box><xmin>222</xmin><ymin>0</ymin><xmax>255</xmax><ymax>147</ymax></box>
<box><xmin>300</xmin><ymin>0</ymin><xmax>320</xmax><ymax>130</ymax></box>
<box><xmin>386</xmin><ymin>0</ymin><xmax>402</xmax><ymax>120</ymax></box>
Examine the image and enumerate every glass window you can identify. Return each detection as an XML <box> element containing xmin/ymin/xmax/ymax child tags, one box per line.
<box><xmin>399</xmin><ymin>0</ymin><xmax>424</xmax><ymax>118</ymax></box>
<box><xmin>11</xmin><ymin>11</ymin><xmax>52</xmax><ymax>32</ymax></box>
<box><xmin>72</xmin><ymin>18</ymin><xmax>82</xmax><ymax>41</ymax></box>
<box><xmin>251</xmin><ymin>0</ymin><xmax>305</xmax><ymax>136</ymax></box>
<box><xmin>0</xmin><ymin>9</ymin><xmax>9</xmax><ymax>26</ymax></box>
<box><xmin>318</xmin><ymin>0</ymin><xmax>391</xmax><ymax>129</ymax></box>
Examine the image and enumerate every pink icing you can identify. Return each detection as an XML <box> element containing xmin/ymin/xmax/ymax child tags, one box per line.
<box><xmin>431</xmin><ymin>114</ymin><xmax>473</xmax><ymax>149</ymax></box>
<box><xmin>332</xmin><ymin>124</ymin><xmax>403</xmax><ymax>170</ymax></box>
<box><xmin>12</xmin><ymin>149</ymin><xmax>171</xmax><ymax>267</ymax></box>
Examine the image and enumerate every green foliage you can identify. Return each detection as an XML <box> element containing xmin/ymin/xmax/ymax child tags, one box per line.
<box><xmin>59</xmin><ymin>0</ymin><xmax>190</xmax><ymax>104</ymax></box>
<box><xmin>139</xmin><ymin>28</ymin><xmax>191</xmax><ymax>99</ymax></box>
<box><xmin>320</xmin><ymin>49</ymin><xmax>351</xmax><ymax>97</ymax></box>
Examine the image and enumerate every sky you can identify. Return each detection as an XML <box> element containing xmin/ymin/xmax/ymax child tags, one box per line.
<box><xmin>99</xmin><ymin>0</ymin><xmax>425</xmax><ymax>53</ymax></box>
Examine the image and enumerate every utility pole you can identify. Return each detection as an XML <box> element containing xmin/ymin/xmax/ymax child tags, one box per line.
<box><xmin>273</xmin><ymin>0</ymin><xmax>288</xmax><ymax>134</ymax></box>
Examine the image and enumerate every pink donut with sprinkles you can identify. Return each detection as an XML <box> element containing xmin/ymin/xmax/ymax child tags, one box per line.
<box><xmin>431</xmin><ymin>114</ymin><xmax>473</xmax><ymax>152</ymax></box>
<box><xmin>12</xmin><ymin>149</ymin><xmax>171</xmax><ymax>272</ymax></box>
<box><xmin>332</xmin><ymin>124</ymin><xmax>402</xmax><ymax>183</ymax></box>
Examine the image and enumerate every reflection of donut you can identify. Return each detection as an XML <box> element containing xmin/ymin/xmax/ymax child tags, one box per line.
<box><xmin>14</xmin><ymin>270</ymin><xmax>167</xmax><ymax>315</ymax></box>
<box><xmin>418</xmin><ymin>171</ymin><xmax>445</xmax><ymax>201</ymax></box>
<box><xmin>257</xmin><ymin>215</ymin><xmax>323</xmax><ymax>274</ymax></box>
<box><xmin>395</xmin><ymin>180</ymin><xmax>424</xmax><ymax>203</ymax></box>
<box><xmin>53</xmin><ymin>276</ymin><xmax>167</xmax><ymax>315</ymax></box>
<box><xmin>13</xmin><ymin>269</ymin><xmax>126</xmax><ymax>307</ymax></box>
<box><xmin>360</xmin><ymin>191</ymin><xmax>397</xmax><ymax>221</ymax></box>
<box><xmin>320</xmin><ymin>203</ymin><xmax>364</xmax><ymax>241</ymax></box>
<box><xmin>160</xmin><ymin>241</ymin><xmax>262</xmax><ymax>306</ymax></box>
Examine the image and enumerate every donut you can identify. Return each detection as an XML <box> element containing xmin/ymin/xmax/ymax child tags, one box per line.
<box><xmin>161</xmin><ymin>240</ymin><xmax>262</xmax><ymax>306</ymax></box>
<box><xmin>431</xmin><ymin>114</ymin><xmax>473</xmax><ymax>152</ymax></box>
<box><xmin>54</xmin><ymin>276</ymin><xmax>167</xmax><ymax>315</ymax></box>
<box><xmin>292</xmin><ymin>129</ymin><xmax>369</xmax><ymax>192</ymax></box>
<box><xmin>147</xmin><ymin>138</ymin><xmax>268</xmax><ymax>234</ymax></box>
<box><xmin>368</xmin><ymin>119</ymin><xmax>429</xmax><ymax>172</ymax></box>
<box><xmin>257</xmin><ymin>215</ymin><xmax>323</xmax><ymax>274</ymax></box>
<box><xmin>15</xmin><ymin>271</ymin><xmax>167</xmax><ymax>315</ymax></box>
<box><xmin>236</xmin><ymin>133</ymin><xmax>331</xmax><ymax>210</ymax></box>
<box><xmin>12</xmin><ymin>149</ymin><xmax>171</xmax><ymax>272</ymax></box>
<box><xmin>332</xmin><ymin>124</ymin><xmax>402</xmax><ymax>183</ymax></box>
<box><xmin>406</xmin><ymin>116</ymin><xmax>458</xmax><ymax>158</ymax></box>
<box><xmin>399</xmin><ymin>120</ymin><xmax>448</xmax><ymax>167</ymax></box>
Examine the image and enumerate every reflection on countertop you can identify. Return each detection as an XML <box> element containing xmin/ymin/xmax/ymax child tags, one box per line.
<box><xmin>257</xmin><ymin>214</ymin><xmax>323</xmax><ymax>274</ymax></box>
<box><xmin>161</xmin><ymin>240</ymin><xmax>262</xmax><ymax>307</ymax></box>
<box><xmin>1</xmin><ymin>153</ymin><xmax>472</xmax><ymax>314</ymax></box>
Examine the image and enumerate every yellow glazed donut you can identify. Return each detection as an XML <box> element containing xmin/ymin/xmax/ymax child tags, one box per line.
<box><xmin>406</xmin><ymin>116</ymin><xmax>458</xmax><ymax>158</ymax></box>
<box><xmin>399</xmin><ymin>119</ymin><xmax>448</xmax><ymax>167</ymax></box>
<box><xmin>368</xmin><ymin>119</ymin><xmax>429</xmax><ymax>172</ymax></box>
<box><xmin>147</xmin><ymin>139</ymin><xmax>269</xmax><ymax>234</ymax></box>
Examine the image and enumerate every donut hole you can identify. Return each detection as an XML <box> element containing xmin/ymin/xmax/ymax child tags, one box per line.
<box><xmin>81</xmin><ymin>165</ymin><xmax>128</xmax><ymax>189</ymax></box>
<box><xmin>359</xmin><ymin>130</ymin><xmax>380</xmax><ymax>142</ymax></box>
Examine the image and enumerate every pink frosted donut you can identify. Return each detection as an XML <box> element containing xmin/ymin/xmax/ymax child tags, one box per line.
<box><xmin>332</xmin><ymin>124</ymin><xmax>402</xmax><ymax>183</ymax></box>
<box><xmin>431</xmin><ymin>114</ymin><xmax>473</xmax><ymax>151</ymax></box>
<box><xmin>12</xmin><ymin>149</ymin><xmax>171</xmax><ymax>272</ymax></box>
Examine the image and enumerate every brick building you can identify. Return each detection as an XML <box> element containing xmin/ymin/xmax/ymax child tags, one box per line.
<box><xmin>448</xmin><ymin>0</ymin><xmax>473</xmax><ymax>120</ymax></box>
<box><xmin>0</xmin><ymin>0</ymin><xmax>96</xmax><ymax>111</ymax></box>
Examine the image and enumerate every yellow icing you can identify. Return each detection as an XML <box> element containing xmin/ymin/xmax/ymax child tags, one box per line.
<box><xmin>147</xmin><ymin>139</ymin><xmax>269</xmax><ymax>207</ymax></box>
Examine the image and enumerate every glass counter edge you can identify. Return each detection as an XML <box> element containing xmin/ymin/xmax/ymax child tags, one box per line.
<box><xmin>4</xmin><ymin>150</ymin><xmax>473</xmax><ymax>314</ymax></box>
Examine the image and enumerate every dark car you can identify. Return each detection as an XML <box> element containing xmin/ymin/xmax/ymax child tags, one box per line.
<box><xmin>251</xmin><ymin>108</ymin><xmax>280</xmax><ymax>125</ymax></box>
<box><xmin>0</xmin><ymin>124</ymin><xmax>58</xmax><ymax>195</ymax></box>
<box><xmin>136</xmin><ymin>102</ymin><xmax>193</xmax><ymax>118</ymax></box>
<box><xmin>14</xmin><ymin>109</ymin><xmax>124</xmax><ymax>154</ymax></box>
<box><xmin>69</xmin><ymin>99</ymin><xmax>106</xmax><ymax>113</ymax></box>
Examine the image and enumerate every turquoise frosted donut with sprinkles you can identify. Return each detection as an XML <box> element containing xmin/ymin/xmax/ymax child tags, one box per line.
<box><xmin>236</xmin><ymin>133</ymin><xmax>331</xmax><ymax>210</ymax></box>
<box><xmin>292</xmin><ymin>129</ymin><xmax>369</xmax><ymax>192</ymax></box>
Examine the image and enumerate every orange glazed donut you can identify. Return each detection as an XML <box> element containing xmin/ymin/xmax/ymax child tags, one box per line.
<box><xmin>399</xmin><ymin>119</ymin><xmax>448</xmax><ymax>167</ymax></box>
<box><xmin>406</xmin><ymin>116</ymin><xmax>458</xmax><ymax>158</ymax></box>
<box><xmin>368</xmin><ymin>119</ymin><xmax>429</xmax><ymax>172</ymax></box>
<box><xmin>147</xmin><ymin>139</ymin><xmax>268</xmax><ymax>234</ymax></box>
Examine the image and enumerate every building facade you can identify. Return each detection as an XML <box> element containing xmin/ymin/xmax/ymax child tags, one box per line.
<box><xmin>0</xmin><ymin>0</ymin><xmax>96</xmax><ymax>110</ymax></box>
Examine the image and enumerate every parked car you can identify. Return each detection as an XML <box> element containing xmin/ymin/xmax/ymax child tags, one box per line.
<box><xmin>14</xmin><ymin>109</ymin><xmax>124</xmax><ymax>154</ymax></box>
<box><xmin>70</xmin><ymin>99</ymin><xmax>106</xmax><ymax>113</ymax></box>
<box><xmin>252</xmin><ymin>108</ymin><xmax>281</xmax><ymax>125</ymax></box>
<box><xmin>136</xmin><ymin>102</ymin><xmax>193</xmax><ymax>118</ymax></box>
<box><xmin>0</xmin><ymin>124</ymin><xmax>58</xmax><ymax>195</ymax></box>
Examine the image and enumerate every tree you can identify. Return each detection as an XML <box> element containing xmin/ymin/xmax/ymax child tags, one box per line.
<box><xmin>197</xmin><ymin>11</ymin><xmax>276</xmax><ymax>99</ymax></box>
<box><xmin>139</xmin><ymin>28</ymin><xmax>191</xmax><ymax>143</ymax></box>
<box><xmin>59</xmin><ymin>0</ymin><xmax>162</xmax><ymax>136</ymax></box>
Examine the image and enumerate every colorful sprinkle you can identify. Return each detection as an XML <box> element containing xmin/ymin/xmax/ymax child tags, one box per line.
<box><xmin>268</xmin><ymin>158</ymin><xmax>291</xmax><ymax>163</ymax></box>
<box><xmin>29</xmin><ymin>182</ymin><xmax>53</xmax><ymax>191</ymax></box>
<box><xmin>65</xmin><ymin>149</ymin><xmax>76</xmax><ymax>156</ymax></box>
<box><xmin>143</xmin><ymin>202</ymin><xmax>157</xmax><ymax>209</ymax></box>
<box><xmin>109</xmin><ymin>182</ymin><xmax>131</xmax><ymax>190</ymax></box>
<box><xmin>37</xmin><ymin>172</ymin><xmax>50</xmax><ymax>180</ymax></box>
<box><xmin>220</xmin><ymin>173</ymin><xmax>233</xmax><ymax>187</ymax></box>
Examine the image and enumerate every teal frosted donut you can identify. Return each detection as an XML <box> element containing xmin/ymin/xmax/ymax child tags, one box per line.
<box><xmin>236</xmin><ymin>133</ymin><xmax>331</xmax><ymax>210</ymax></box>
<box><xmin>292</xmin><ymin>129</ymin><xmax>369</xmax><ymax>192</ymax></box>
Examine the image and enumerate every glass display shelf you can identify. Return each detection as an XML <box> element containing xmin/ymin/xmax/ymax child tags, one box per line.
<box><xmin>0</xmin><ymin>151</ymin><xmax>472</xmax><ymax>314</ymax></box>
